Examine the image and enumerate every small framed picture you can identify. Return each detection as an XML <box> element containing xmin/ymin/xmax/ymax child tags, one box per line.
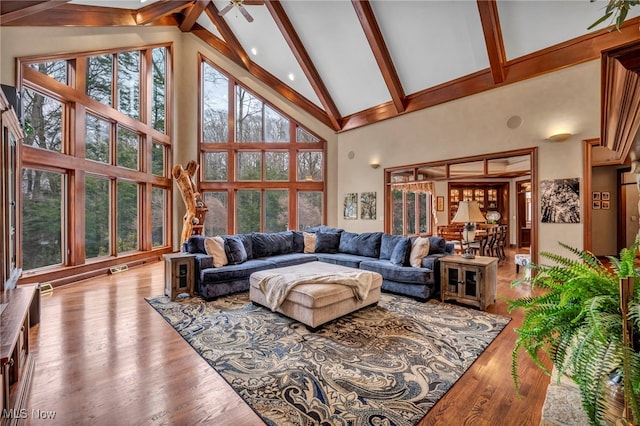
<box><xmin>592</xmin><ymin>191</ymin><xmax>601</xmax><ymax>201</ymax></box>
<box><xmin>602</xmin><ymin>200</ymin><xmax>610</xmax><ymax>209</ymax></box>
<box><xmin>601</xmin><ymin>192</ymin><xmax>610</xmax><ymax>201</ymax></box>
<box><xmin>436</xmin><ymin>196</ymin><xmax>445</xmax><ymax>212</ymax></box>
<box><xmin>592</xmin><ymin>200</ymin><xmax>601</xmax><ymax>210</ymax></box>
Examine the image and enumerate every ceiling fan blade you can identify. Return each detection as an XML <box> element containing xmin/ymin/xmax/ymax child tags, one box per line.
<box><xmin>218</xmin><ymin>2</ymin><xmax>234</xmax><ymax>16</ymax></box>
<box><xmin>239</xmin><ymin>5</ymin><xmax>254</xmax><ymax>22</ymax></box>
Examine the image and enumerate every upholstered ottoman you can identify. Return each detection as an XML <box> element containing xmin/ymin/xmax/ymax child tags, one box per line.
<box><xmin>250</xmin><ymin>262</ymin><xmax>382</xmax><ymax>329</ymax></box>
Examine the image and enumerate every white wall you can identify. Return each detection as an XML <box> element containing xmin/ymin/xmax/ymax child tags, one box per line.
<box><xmin>337</xmin><ymin>61</ymin><xmax>600</xmax><ymax>255</ymax></box>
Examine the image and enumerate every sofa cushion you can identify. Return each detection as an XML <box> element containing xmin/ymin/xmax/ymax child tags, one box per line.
<box><xmin>359</xmin><ymin>260</ymin><xmax>435</xmax><ymax>285</ymax></box>
<box><xmin>390</xmin><ymin>237</ymin><xmax>412</xmax><ymax>266</ymax></box>
<box><xmin>264</xmin><ymin>253</ymin><xmax>318</xmax><ymax>268</ymax></box>
<box><xmin>305</xmin><ymin>225</ymin><xmax>343</xmax><ymax>234</ymax></box>
<box><xmin>200</xmin><ymin>259</ymin><xmax>274</xmax><ymax>283</ymax></box>
<box><xmin>339</xmin><ymin>231</ymin><xmax>383</xmax><ymax>258</ymax></box>
<box><xmin>224</xmin><ymin>235</ymin><xmax>248</xmax><ymax>265</ymax></box>
<box><xmin>427</xmin><ymin>236</ymin><xmax>446</xmax><ymax>255</ymax></box>
<box><xmin>409</xmin><ymin>237</ymin><xmax>430</xmax><ymax>268</ymax></box>
<box><xmin>252</xmin><ymin>231</ymin><xmax>294</xmax><ymax>258</ymax></box>
<box><xmin>315</xmin><ymin>232</ymin><xmax>340</xmax><ymax>254</ymax></box>
<box><xmin>380</xmin><ymin>234</ymin><xmax>405</xmax><ymax>260</ymax></box>
<box><xmin>186</xmin><ymin>235</ymin><xmax>207</xmax><ymax>254</ymax></box>
<box><xmin>292</xmin><ymin>231</ymin><xmax>304</xmax><ymax>253</ymax></box>
<box><xmin>204</xmin><ymin>236</ymin><xmax>228</xmax><ymax>268</ymax></box>
<box><xmin>313</xmin><ymin>252</ymin><xmax>371</xmax><ymax>269</ymax></box>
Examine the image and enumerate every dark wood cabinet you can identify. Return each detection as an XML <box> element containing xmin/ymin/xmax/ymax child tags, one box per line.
<box><xmin>1</xmin><ymin>285</ymin><xmax>36</xmax><ymax>426</ymax></box>
<box><xmin>448</xmin><ymin>182</ymin><xmax>508</xmax><ymax>224</ymax></box>
<box><xmin>440</xmin><ymin>255</ymin><xmax>497</xmax><ymax>310</ymax></box>
<box><xmin>1</xmin><ymin>88</ymin><xmax>22</xmax><ymax>291</ymax></box>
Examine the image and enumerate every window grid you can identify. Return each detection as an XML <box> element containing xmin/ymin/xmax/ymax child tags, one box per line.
<box><xmin>199</xmin><ymin>55</ymin><xmax>326</xmax><ymax>233</ymax></box>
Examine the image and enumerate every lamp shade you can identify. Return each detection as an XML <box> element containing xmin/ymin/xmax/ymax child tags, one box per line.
<box><xmin>452</xmin><ymin>200</ymin><xmax>486</xmax><ymax>223</ymax></box>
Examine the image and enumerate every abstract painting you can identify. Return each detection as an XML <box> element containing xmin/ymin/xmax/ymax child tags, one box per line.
<box><xmin>541</xmin><ymin>178</ymin><xmax>580</xmax><ymax>223</ymax></box>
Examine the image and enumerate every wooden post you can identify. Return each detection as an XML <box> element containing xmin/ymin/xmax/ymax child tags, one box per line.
<box><xmin>620</xmin><ymin>276</ymin><xmax>634</xmax><ymax>422</ymax></box>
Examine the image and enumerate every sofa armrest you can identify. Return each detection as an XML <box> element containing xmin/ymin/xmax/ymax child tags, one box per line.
<box><xmin>444</xmin><ymin>242</ymin><xmax>455</xmax><ymax>254</ymax></box>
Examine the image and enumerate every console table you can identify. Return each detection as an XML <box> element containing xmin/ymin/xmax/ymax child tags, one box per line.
<box><xmin>440</xmin><ymin>255</ymin><xmax>498</xmax><ymax>310</ymax></box>
<box><xmin>1</xmin><ymin>285</ymin><xmax>36</xmax><ymax>426</ymax></box>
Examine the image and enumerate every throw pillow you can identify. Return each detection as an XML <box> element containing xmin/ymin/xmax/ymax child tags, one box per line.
<box><xmin>409</xmin><ymin>237</ymin><xmax>431</xmax><ymax>268</ymax></box>
<box><xmin>303</xmin><ymin>232</ymin><xmax>316</xmax><ymax>253</ymax></box>
<box><xmin>315</xmin><ymin>232</ymin><xmax>340</xmax><ymax>254</ymax></box>
<box><xmin>390</xmin><ymin>237</ymin><xmax>411</xmax><ymax>266</ymax></box>
<box><xmin>224</xmin><ymin>235</ymin><xmax>247</xmax><ymax>265</ymax></box>
<box><xmin>204</xmin><ymin>236</ymin><xmax>228</xmax><ymax>268</ymax></box>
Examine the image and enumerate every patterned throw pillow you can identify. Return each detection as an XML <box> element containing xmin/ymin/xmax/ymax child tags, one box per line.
<box><xmin>204</xmin><ymin>236</ymin><xmax>228</xmax><ymax>268</ymax></box>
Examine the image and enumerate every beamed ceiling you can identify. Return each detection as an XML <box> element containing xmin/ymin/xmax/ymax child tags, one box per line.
<box><xmin>2</xmin><ymin>0</ymin><xmax>640</xmax><ymax>132</ymax></box>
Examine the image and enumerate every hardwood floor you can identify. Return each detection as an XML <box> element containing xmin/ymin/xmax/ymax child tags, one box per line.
<box><xmin>23</xmin><ymin>249</ymin><xmax>549</xmax><ymax>425</ymax></box>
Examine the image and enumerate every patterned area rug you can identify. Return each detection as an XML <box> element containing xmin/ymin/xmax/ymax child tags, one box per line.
<box><xmin>147</xmin><ymin>292</ymin><xmax>510</xmax><ymax>426</ymax></box>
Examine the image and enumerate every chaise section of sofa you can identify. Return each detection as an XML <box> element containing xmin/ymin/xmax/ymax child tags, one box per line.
<box><xmin>183</xmin><ymin>228</ymin><xmax>452</xmax><ymax>302</ymax></box>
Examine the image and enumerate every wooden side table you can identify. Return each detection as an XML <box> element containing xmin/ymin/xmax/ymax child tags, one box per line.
<box><xmin>163</xmin><ymin>253</ymin><xmax>195</xmax><ymax>300</ymax></box>
<box><xmin>439</xmin><ymin>255</ymin><xmax>498</xmax><ymax>310</ymax></box>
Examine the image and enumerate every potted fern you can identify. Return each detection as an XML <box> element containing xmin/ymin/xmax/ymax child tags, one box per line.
<box><xmin>508</xmin><ymin>241</ymin><xmax>640</xmax><ymax>425</ymax></box>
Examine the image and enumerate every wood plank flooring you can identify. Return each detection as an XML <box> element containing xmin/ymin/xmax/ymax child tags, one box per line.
<box><xmin>23</xmin><ymin>249</ymin><xmax>549</xmax><ymax>425</ymax></box>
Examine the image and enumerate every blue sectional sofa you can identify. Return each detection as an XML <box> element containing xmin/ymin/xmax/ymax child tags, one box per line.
<box><xmin>183</xmin><ymin>226</ymin><xmax>454</xmax><ymax>301</ymax></box>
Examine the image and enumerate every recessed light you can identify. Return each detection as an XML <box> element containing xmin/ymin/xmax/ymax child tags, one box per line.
<box><xmin>250</xmin><ymin>47</ymin><xmax>258</xmax><ymax>56</ymax></box>
<box><xmin>288</xmin><ymin>73</ymin><xmax>295</xmax><ymax>81</ymax></box>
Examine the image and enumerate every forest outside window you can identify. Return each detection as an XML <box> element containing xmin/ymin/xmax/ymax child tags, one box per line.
<box><xmin>199</xmin><ymin>55</ymin><xmax>326</xmax><ymax>233</ymax></box>
<box><xmin>19</xmin><ymin>43</ymin><xmax>172</xmax><ymax>277</ymax></box>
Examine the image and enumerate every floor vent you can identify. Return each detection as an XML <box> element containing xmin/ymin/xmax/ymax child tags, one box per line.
<box><xmin>109</xmin><ymin>264</ymin><xmax>129</xmax><ymax>274</ymax></box>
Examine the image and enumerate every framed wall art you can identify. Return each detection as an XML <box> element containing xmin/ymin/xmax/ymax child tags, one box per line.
<box><xmin>592</xmin><ymin>191</ymin><xmax>601</xmax><ymax>201</ymax></box>
<box><xmin>601</xmin><ymin>191</ymin><xmax>610</xmax><ymax>201</ymax></box>
<box><xmin>436</xmin><ymin>196</ymin><xmax>445</xmax><ymax>212</ymax></box>
<box><xmin>343</xmin><ymin>193</ymin><xmax>357</xmax><ymax>220</ymax></box>
<box><xmin>360</xmin><ymin>192</ymin><xmax>376</xmax><ymax>220</ymax></box>
<box><xmin>540</xmin><ymin>178</ymin><xmax>580</xmax><ymax>223</ymax></box>
<box><xmin>592</xmin><ymin>200</ymin><xmax>601</xmax><ymax>210</ymax></box>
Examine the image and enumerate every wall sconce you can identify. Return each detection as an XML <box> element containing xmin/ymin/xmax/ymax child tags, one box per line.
<box><xmin>370</xmin><ymin>162</ymin><xmax>380</xmax><ymax>169</ymax></box>
<box><xmin>546</xmin><ymin>133</ymin><xmax>572</xmax><ymax>142</ymax></box>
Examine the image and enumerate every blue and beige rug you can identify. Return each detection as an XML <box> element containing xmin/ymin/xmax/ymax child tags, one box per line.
<box><xmin>147</xmin><ymin>292</ymin><xmax>510</xmax><ymax>426</ymax></box>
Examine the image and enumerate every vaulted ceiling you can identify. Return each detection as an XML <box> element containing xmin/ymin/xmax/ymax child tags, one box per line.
<box><xmin>2</xmin><ymin>0</ymin><xmax>640</xmax><ymax>132</ymax></box>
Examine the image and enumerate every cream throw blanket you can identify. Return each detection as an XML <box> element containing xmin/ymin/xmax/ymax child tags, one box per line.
<box><xmin>257</xmin><ymin>270</ymin><xmax>373</xmax><ymax>311</ymax></box>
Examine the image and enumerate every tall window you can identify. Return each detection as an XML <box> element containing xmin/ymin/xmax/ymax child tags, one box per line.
<box><xmin>391</xmin><ymin>190</ymin><xmax>433</xmax><ymax>236</ymax></box>
<box><xmin>19</xmin><ymin>44</ymin><xmax>172</xmax><ymax>276</ymax></box>
<box><xmin>199</xmin><ymin>56</ymin><xmax>325</xmax><ymax>233</ymax></box>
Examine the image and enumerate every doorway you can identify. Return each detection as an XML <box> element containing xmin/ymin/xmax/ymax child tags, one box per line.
<box><xmin>516</xmin><ymin>180</ymin><xmax>532</xmax><ymax>248</ymax></box>
<box><xmin>619</xmin><ymin>168</ymin><xmax>639</xmax><ymax>252</ymax></box>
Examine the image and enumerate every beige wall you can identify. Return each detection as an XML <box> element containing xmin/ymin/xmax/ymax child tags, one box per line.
<box><xmin>337</xmin><ymin>61</ymin><xmax>600</xmax><ymax>255</ymax></box>
<box><xmin>591</xmin><ymin>165</ymin><xmax>621</xmax><ymax>256</ymax></box>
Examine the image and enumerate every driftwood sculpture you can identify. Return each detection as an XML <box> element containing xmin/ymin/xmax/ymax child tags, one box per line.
<box><xmin>173</xmin><ymin>160</ymin><xmax>207</xmax><ymax>244</ymax></box>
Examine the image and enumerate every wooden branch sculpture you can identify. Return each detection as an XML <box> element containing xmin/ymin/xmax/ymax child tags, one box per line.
<box><xmin>173</xmin><ymin>160</ymin><xmax>207</xmax><ymax>244</ymax></box>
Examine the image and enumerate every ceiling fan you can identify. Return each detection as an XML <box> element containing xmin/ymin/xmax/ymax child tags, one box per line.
<box><xmin>218</xmin><ymin>0</ymin><xmax>254</xmax><ymax>23</ymax></box>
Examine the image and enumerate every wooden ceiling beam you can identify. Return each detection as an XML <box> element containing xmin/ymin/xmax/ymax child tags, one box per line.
<box><xmin>179</xmin><ymin>0</ymin><xmax>209</xmax><ymax>32</ymax></box>
<box><xmin>476</xmin><ymin>0</ymin><xmax>506</xmax><ymax>84</ymax></box>
<box><xmin>1</xmin><ymin>0</ymin><xmax>70</xmax><ymax>25</ymax></box>
<box><xmin>135</xmin><ymin>0</ymin><xmax>193</xmax><ymax>26</ymax></box>
<box><xmin>204</xmin><ymin>2</ymin><xmax>251</xmax><ymax>69</ymax></box>
<box><xmin>2</xmin><ymin>4</ymin><xmax>181</xmax><ymax>26</ymax></box>
<box><xmin>265</xmin><ymin>0</ymin><xmax>341</xmax><ymax>131</ymax></box>
<box><xmin>341</xmin><ymin>16</ymin><xmax>640</xmax><ymax>132</ymax></box>
<box><xmin>351</xmin><ymin>0</ymin><xmax>405</xmax><ymax>113</ymax></box>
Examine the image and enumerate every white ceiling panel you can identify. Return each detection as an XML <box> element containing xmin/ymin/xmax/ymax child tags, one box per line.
<box><xmin>498</xmin><ymin>0</ymin><xmax>640</xmax><ymax>60</ymax></box>
<box><xmin>372</xmin><ymin>0</ymin><xmax>489</xmax><ymax>95</ymax></box>
<box><xmin>70</xmin><ymin>0</ymin><xmax>162</xmax><ymax>9</ymax></box>
<box><xmin>196</xmin><ymin>13</ymin><xmax>222</xmax><ymax>39</ymax></box>
<box><xmin>212</xmin><ymin>0</ymin><xmax>321</xmax><ymax>108</ymax></box>
<box><xmin>282</xmin><ymin>0</ymin><xmax>390</xmax><ymax>116</ymax></box>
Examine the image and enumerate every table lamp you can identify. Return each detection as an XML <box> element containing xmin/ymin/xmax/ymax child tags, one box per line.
<box><xmin>452</xmin><ymin>200</ymin><xmax>486</xmax><ymax>259</ymax></box>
